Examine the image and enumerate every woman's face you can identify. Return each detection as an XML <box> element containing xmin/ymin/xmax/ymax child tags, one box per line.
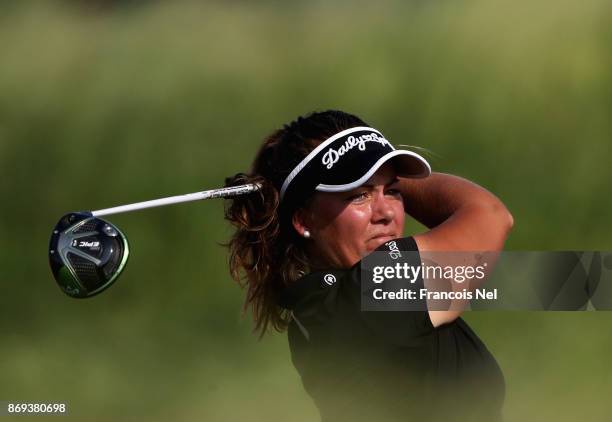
<box><xmin>295</xmin><ymin>163</ymin><xmax>406</xmax><ymax>269</ymax></box>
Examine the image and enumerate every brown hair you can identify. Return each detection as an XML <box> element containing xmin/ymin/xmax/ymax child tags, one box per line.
<box><xmin>224</xmin><ymin>110</ymin><xmax>368</xmax><ymax>337</ymax></box>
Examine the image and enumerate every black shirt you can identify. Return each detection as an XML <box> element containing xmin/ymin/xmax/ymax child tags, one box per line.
<box><xmin>279</xmin><ymin>237</ymin><xmax>505</xmax><ymax>422</ymax></box>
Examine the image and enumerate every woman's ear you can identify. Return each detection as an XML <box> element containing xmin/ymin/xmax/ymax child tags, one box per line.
<box><xmin>292</xmin><ymin>208</ymin><xmax>311</xmax><ymax>238</ymax></box>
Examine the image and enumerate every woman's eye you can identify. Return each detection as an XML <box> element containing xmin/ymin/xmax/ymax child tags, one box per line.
<box><xmin>385</xmin><ymin>189</ymin><xmax>402</xmax><ymax>197</ymax></box>
<box><xmin>348</xmin><ymin>192</ymin><xmax>368</xmax><ymax>202</ymax></box>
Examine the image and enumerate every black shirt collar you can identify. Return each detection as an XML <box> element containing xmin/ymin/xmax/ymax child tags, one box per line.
<box><xmin>277</xmin><ymin>237</ymin><xmax>418</xmax><ymax>310</ymax></box>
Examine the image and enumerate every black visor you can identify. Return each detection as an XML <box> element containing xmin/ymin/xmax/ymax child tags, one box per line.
<box><xmin>280</xmin><ymin>126</ymin><xmax>431</xmax><ymax>207</ymax></box>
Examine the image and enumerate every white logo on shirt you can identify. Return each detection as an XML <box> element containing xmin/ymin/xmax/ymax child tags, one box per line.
<box><xmin>385</xmin><ymin>240</ymin><xmax>402</xmax><ymax>259</ymax></box>
<box><xmin>323</xmin><ymin>274</ymin><xmax>337</xmax><ymax>285</ymax></box>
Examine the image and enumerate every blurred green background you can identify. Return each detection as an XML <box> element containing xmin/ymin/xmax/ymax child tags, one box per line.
<box><xmin>1</xmin><ymin>0</ymin><xmax>611</xmax><ymax>420</ymax></box>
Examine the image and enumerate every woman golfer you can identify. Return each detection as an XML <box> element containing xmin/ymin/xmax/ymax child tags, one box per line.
<box><xmin>224</xmin><ymin>110</ymin><xmax>513</xmax><ymax>421</ymax></box>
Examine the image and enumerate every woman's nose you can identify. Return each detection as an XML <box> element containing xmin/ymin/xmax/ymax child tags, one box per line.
<box><xmin>371</xmin><ymin>192</ymin><xmax>395</xmax><ymax>222</ymax></box>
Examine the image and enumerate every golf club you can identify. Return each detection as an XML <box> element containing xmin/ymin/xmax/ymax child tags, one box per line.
<box><xmin>48</xmin><ymin>183</ymin><xmax>261</xmax><ymax>298</ymax></box>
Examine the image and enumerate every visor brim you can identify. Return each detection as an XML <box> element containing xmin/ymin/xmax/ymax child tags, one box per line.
<box><xmin>315</xmin><ymin>149</ymin><xmax>431</xmax><ymax>193</ymax></box>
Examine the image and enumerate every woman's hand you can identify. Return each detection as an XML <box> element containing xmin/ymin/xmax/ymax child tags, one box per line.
<box><xmin>398</xmin><ymin>172</ymin><xmax>514</xmax><ymax>327</ymax></box>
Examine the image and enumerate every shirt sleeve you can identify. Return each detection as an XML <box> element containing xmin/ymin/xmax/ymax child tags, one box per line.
<box><xmin>348</xmin><ymin>236</ymin><xmax>435</xmax><ymax>347</ymax></box>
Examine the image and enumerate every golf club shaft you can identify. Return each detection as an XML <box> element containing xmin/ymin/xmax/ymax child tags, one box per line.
<box><xmin>91</xmin><ymin>183</ymin><xmax>261</xmax><ymax>217</ymax></box>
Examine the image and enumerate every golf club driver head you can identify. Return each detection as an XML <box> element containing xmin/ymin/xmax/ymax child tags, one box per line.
<box><xmin>49</xmin><ymin>212</ymin><xmax>129</xmax><ymax>298</ymax></box>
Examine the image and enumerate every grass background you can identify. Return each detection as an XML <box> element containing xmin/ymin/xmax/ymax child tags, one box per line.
<box><xmin>1</xmin><ymin>0</ymin><xmax>611</xmax><ymax>420</ymax></box>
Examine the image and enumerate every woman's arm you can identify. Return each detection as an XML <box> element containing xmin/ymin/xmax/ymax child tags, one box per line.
<box><xmin>398</xmin><ymin>172</ymin><xmax>514</xmax><ymax>327</ymax></box>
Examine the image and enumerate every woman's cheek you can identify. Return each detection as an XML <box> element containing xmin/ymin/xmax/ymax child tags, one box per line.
<box><xmin>395</xmin><ymin>205</ymin><xmax>406</xmax><ymax>230</ymax></box>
